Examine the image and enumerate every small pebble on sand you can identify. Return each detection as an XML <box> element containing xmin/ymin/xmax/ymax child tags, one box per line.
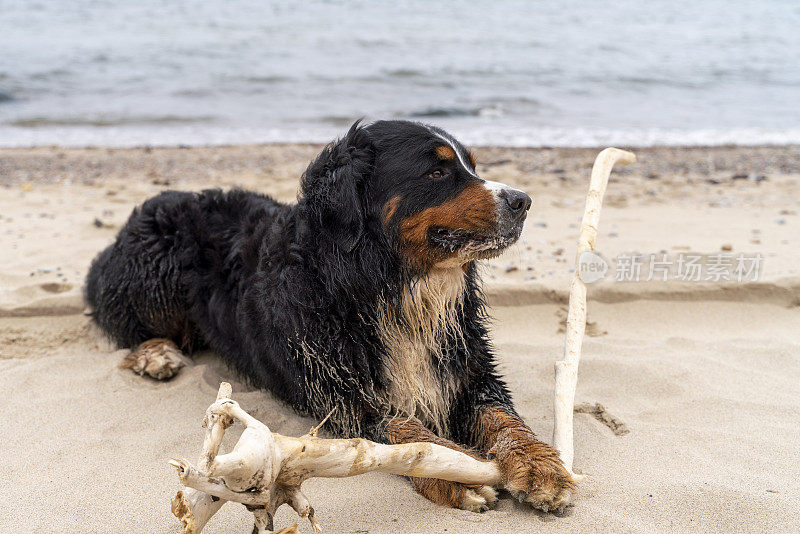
<box><xmin>721</xmin><ymin>244</ymin><xmax>733</xmax><ymax>251</ymax></box>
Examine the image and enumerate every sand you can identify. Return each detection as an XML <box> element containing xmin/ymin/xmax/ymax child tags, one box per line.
<box><xmin>1</xmin><ymin>144</ymin><xmax>799</xmax><ymax>533</ymax></box>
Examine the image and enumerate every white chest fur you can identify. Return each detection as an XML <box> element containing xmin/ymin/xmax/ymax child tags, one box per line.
<box><xmin>379</xmin><ymin>267</ymin><xmax>466</xmax><ymax>434</ymax></box>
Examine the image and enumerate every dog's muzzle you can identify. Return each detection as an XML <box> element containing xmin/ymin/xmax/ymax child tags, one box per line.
<box><xmin>498</xmin><ymin>187</ymin><xmax>532</xmax><ymax>223</ymax></box>
<box><xmin>482</xmin><ymin>180</ymin><xmax>532</xmax><ymax>234</ymax></box>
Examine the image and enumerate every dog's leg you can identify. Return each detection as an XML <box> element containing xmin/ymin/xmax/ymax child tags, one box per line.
<box><xmin>385</xmin><ymin>416</ymin><xmax>497</xmax><ymax>512</ymax></box>
<box><xmin>447</xmin><ymin>330</ymin><xmax>576</xmax><ymax>513</ymax></box>
<box><xmin>471</xmin><ymin>405</ymin><xmax>575</xmax><ymax>513</ymax></box>
<box><xmin>120</xmin><ymin>338</ymin><xmax>188</xmax><ymax>380</ymax></box>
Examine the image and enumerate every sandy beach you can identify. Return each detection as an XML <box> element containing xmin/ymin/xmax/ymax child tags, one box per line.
<box><xmin>2</xmin><ymin>144</ymin><xmax>799</xmax><ymax>533</ymax></box>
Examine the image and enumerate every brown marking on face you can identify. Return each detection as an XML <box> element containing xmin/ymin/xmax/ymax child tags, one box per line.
<box><xmin>435</xmin><ymin>145</ymin><xmax>456</xmax><ymax>161</ymax></box>
<box><xmin>383</xmin><ymin>195</ymin><xmax>401</xmax><ymax>226</ymax></box>
<box><xmin>467</xmin><ymin>150</ymin><xmax>477</xmax><ymax>168</ymax></box>
<box><xmin>386</xmin><ymin>417</ymin><xmax>492</xmax><ymax>509</ymax></box>
<box><xmin>398</xmin><ymin>181</ymin><xmax>497</xmax><ymax>270</ymax></box>
<box><xmin>474</xmin><ymin>406</ymin><xmax>576</xmax><ymax>499</ymax></box>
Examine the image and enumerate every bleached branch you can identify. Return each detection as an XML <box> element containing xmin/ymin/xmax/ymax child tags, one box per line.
<box><xmin>171</xmin><ymin>383</ymin><xmax>501</xmax><ymax>533</ymax></box>
<box><xmin>553</xmin><ymin>148</ymin><xmax>636</xmax><ymax>475</ymax></box>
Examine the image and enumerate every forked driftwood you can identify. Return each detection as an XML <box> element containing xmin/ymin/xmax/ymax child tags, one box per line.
<box><xmin>552</xmin><ymin>148</ymin><xmax>636</xmax><ymax>475</ymax></box>
<box><xmin>170</xmin><ymin>383</ymin><xmax>502</xmax><ymax>533</ymax></box>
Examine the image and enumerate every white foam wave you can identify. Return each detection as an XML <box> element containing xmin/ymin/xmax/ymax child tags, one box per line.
<box><xmin>2</xmin><ymin>124</ymin><xmax>800</xmax><ymax>149</ymax></box>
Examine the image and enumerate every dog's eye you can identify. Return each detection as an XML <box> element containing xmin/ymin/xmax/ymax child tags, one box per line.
<box><xmin>428</xmin><ymin>170</ymin><xmax>447</xmax><ymax>179</ymax></box>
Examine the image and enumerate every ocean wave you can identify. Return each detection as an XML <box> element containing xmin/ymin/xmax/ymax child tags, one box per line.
<box><xmin>2</xmin><ymin>124</ymin><xmax>800</xmax><ymax>149</ymax></box>
<box><xmin>8</xmin><ymin>115</ymin><xmax>215</xmax><ymax>128</ymax></box>
<box><xmin>406</xmin><ymin>107</ymin><xmax>484</xmax><ymax>118</ymax></box>
<box><xmin>382</xmin><ymin>68</ymin><xmax>424</xmax><ymax>78</ymax></box>
<box><xmin>459</xmin><ymin>127</ymin><xmax>800</xmax><ymax>148</ymax></box>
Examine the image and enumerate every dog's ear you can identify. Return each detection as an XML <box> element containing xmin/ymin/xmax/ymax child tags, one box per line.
<box><xmin>300</xmin><ymin>121</ymin><xmax>374</xmax><ymax>252</ymax></box>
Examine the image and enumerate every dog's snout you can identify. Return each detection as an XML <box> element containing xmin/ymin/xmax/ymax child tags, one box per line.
<box><xmin>502</xmin><ymin>188</ymin><xmax>532</xmax><ymax>215</ymax></box>
<box><xmin>481</xmin><ymin>180</ymin><xmax>532</xmax><ymax>222</ymax></box>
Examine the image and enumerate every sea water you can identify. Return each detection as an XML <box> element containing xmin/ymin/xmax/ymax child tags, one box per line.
<box><xmin>1</xmin><ymin>0</ymin><xmax>799</xmax><ymax>147</ymax></box>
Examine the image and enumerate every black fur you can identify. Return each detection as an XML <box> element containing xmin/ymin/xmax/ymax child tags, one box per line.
<box><xmin>86</xmin><ymin>120</ymin><xmax>520</xmax><ymax>444</ymax></box>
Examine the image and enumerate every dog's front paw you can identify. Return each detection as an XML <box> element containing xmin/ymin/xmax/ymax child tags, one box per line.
<box><xmin>460</xmin><ymin>484</ymin><xmax>498</xmax><ymax>513</ymax></box>
<box><xmin>489</xmin><ymin>432</ymin><xmax>575</xmax><ymax>513</ymax></box>
<box><xmin>412</xmin><ymin>478</ymin><xmax>498</xmax><ymax>513</ymax></box>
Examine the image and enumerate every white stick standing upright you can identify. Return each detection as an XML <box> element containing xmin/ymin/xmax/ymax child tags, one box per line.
<box><xmin>552</xmin><ymin>147</ymin><xmax>636</xmax><ymax>475</ymax></box>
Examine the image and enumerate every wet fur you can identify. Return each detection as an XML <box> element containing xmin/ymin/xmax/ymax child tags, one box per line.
<box><xmin>386</xmin><ymin>416</ymin><xmax>497</xmax><ymax>511</ymax></box>
<box><xmin>379</xmin><ymin>267</ymin><xmax>465</xmax><ymax>435</ymax></box>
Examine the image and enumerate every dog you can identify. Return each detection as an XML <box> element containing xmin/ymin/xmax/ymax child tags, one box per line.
<box><xmin>86</xmin><ymin>120</ymin><xmax>574</xmax><ymax>513</ymax></box>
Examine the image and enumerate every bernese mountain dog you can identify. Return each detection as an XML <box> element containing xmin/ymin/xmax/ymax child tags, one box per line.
<box><xmin>85</xmin><ymin>120</ymin><xmax>575</xmax><ymax>513</ymax></box>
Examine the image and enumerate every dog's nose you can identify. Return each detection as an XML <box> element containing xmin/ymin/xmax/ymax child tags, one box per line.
<box><xmin>502</xmin><ymin>189</ymin><xmax>532</xmax><ymax>215</ymax></box>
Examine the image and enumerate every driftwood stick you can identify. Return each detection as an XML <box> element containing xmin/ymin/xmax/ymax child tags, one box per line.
<box><xmin>171</xmin><ymin>383</ymin><xmax>235</xmax><ymax>533</ymax></box>
<box><xmin>552</xmin><ymin>148</ymin><xmax>636</xmax><ymax>475</ymax></box>
<box><xmin>171</xmin><ymin>459</ymin><xmax>269</xmax><ymax>505</ymax></box>
<box><xmin>273</xmin><ymin>434</ymin><xmax>502</xmax><ymax>484</ymax></box>
<box><xmin>171</xmin><ymin>383</ymin><xmax>502</xmax><ymax>533</ymax></box>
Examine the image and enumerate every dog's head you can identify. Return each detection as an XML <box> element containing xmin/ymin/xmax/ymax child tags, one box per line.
<box><xmin>300</xmin><ymin>120</ymin><xmax>531</xmax><ymax>273</ymax></box>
